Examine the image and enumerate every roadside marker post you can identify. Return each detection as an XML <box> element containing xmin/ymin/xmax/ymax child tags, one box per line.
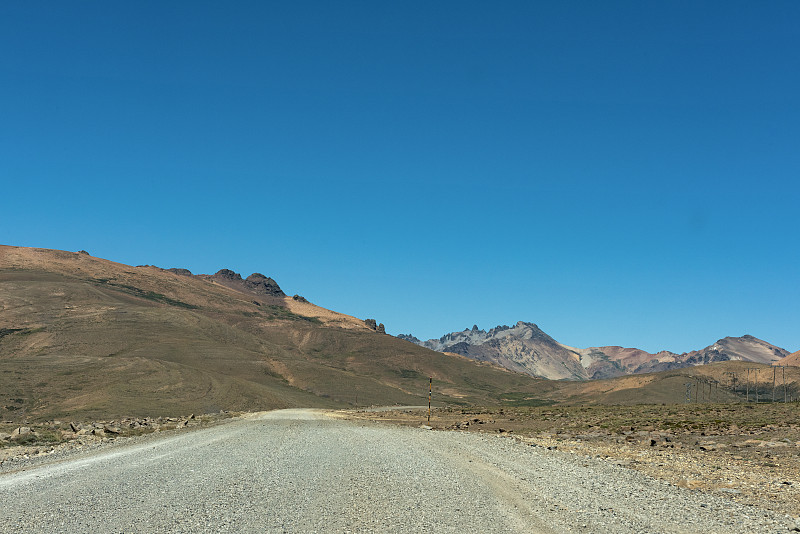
<box><xmin>428</xmin><ymin>377</ymin><xmax>432</xmax><ymax>423</ymax></box>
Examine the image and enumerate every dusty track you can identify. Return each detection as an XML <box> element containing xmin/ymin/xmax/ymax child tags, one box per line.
<box><xmin>0</xmin><ymin>409</ymin><xmax>795</xmax><ymax>533</ymax></box>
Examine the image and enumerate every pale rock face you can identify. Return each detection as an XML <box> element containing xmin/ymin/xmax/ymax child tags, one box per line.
<box><xmin>403</xmin><ymin>321</ymin><xmax>590</xmax><ymax>380</ymax></box>
<box><xmin>400</xmin><ymin>324</ymin><xmax>791</xmax><ymax>381</ymax></box>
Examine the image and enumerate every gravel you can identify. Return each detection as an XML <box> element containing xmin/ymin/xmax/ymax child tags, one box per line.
<box><xmin>0</xmin><ymin>409</ymin><xmax>797</xmax><ymax>533</ymax></box>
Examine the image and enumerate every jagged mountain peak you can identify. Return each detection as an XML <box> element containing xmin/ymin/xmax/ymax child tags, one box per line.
<box><xmin>398</xmin><ymin>323</ymin><xmax>791</xmax><ymax>381</ymax></box>
<box><xmin>403</xmin><ymin>321</ymin><xmax>587</xmax><ymax>380</ymax></box>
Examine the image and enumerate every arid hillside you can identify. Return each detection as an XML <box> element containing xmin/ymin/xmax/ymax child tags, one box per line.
<box><xmin>780</xmin><ymin>350</ymin><xmax>800</xmax><ymax>367</ymax></box>
<box><xmin>0</xmin><ymin>245</ymin><xmax>557</xmax><ymax>420</ymax></box>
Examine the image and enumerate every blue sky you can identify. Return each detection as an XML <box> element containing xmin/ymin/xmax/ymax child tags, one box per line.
<box><xmin>2</xmin><ymin>2</ymin><xmax>798</xmax><ymax>353</ymax></box>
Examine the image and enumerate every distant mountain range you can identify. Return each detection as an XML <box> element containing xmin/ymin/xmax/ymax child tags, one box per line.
<box><xmin>1</xmin><ymin>244</ymin><xmax>797</xmax><ymax>421</ymax></box>
<box><xmin>398</xmin><ymin>322</ymin><xmax>792</xmax><ymax>380</ymax></box>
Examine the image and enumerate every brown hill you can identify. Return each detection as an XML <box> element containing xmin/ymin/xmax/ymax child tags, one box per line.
<box><xmin>683</xmin><ymin>335</ymin><xmax>789</xmax><ymax>365</ymax></box>
<box><xmin>780</xmin><ymin>350</ymin><xmax>800</xmax><ymax>367</ymax></box>
<box><xmin>546</xmin><ymin>360</ymin><xmax>800</xmax><ymax>405</ymax></box>
<box><xmin>0</xmin><ymin>245</ymin><xmax>555</xmax><ymax>421</ymax></box>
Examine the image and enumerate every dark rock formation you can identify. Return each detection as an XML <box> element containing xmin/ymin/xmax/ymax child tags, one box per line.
<box><xmin>365</xmin><ymin>319</ymin><xmax>377</xmax><ymax>331</ymax></box>
<box><xmin>166</xmin><ymin>268</ymin><xmax>193</xmax><ymax>276</ymax></box>
<box><xmin>77</xmin><ymin>250</ymin><xmax>90</xmax><ymax>256</ymax></box>
<box><xmin>209</xmin><ymin>269</ymin><xmax>285</xmax><ymax>297</ymax></box>
<box><xmin>377</xmin><ymin>323</ymin><xmax>386</xmax><ymax>334</ymax></box>
<box><xmin>214</xmin><ymin>269</ymin><xmax>242</xmax><ymax>281</ymax></box>
<box><xmin>292</xmin><ymin>295</ymin><xmax>308</xmax><ymax>303</ymax></box>
<box><xmin>244</xmin><ymin>273</ymin><xmax>285</xmax><ymax>297</ymax></box>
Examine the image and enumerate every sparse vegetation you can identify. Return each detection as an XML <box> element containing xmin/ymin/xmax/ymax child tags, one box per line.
<box><xmin>92</xmin><ymin>278</ymin><xmax>198</xmax><ymax>309</ymax></box>
<box><xmin>0</xmin><ymin>328</ymin><xmax>23</xmax><ymax>339</ymax></box>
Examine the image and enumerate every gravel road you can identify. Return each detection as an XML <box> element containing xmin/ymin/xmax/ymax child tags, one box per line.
<box><xmin>0</xmin><ymin>409</ymin><xmax>795</xmax><ymax>533</ymax></box>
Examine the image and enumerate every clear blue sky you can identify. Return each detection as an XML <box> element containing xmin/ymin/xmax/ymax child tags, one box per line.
<box><xmin>2</xmin><ymin>2</ymin><xmax>798</xmax><ymax>354</ymax></box>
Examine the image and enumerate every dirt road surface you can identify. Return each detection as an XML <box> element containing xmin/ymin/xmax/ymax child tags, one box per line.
<box><xmin>0</xmin><ymin>409</ymin><xmax>795</xmax><ymax>533</ymax></box>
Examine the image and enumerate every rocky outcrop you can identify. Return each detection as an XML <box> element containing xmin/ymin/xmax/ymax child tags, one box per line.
<box><xmin>244</xmin><ymin>273</ymin><xmax>285</xmax><ymax>297</ymax></box>
<box><xmin>214</xmin><ymin>269</ymin><xmax>241</xmax><ymax>281</ymax></box>
<box><xmin>364</xmin><ymin>319</ymin><xmax>386</xmax><ymax>334</ymax></box>
<box><xmin>208</xmin><ymin>269</ymin><xmax>285</xmax><ymax>297</ymax></box>
<box><xmin>166</xmin><ymin>268</ymin><xmax>193</xmax><ymax>276</ymax></box>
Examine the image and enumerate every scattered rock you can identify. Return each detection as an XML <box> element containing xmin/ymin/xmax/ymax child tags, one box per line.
<box><xmin>10</xmin><ymin>427</ymin><xmax>32</xmax><ymax>440</ymax></box>
<box><xmin>76</xmin><ymin>250</ymin><xmax>90</xmax><ymax>256</ymax></box>
<box><xmin>677</xmin><ymin>478</ymin><xmax>705</xmax><ymax>490</ymax></box>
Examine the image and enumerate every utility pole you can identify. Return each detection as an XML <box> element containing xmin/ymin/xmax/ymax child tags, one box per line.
<box><xmin>755</xmin><ymin>368</ymin><xmax>759</xmax><ymax>404</ymax></box>
<box><xmin>773</xmin><ymin>366</ymin><xmax>777</xmax><ymax>403</ymax></box>
<box><xmin>746</xmin><ymin>368</ymin><xmax>750</xmax><ymax>403</ymax></box>
<box><xmin>783</xmin><ymin>366</ymin><xmax>787</xmax><ymax>403</ymax></box>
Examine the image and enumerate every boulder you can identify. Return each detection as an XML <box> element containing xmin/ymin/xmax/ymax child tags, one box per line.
<box><xmin>10</xmin><ymin>427</ymin><xmax>32</xmax><ymax>440</ymax></box>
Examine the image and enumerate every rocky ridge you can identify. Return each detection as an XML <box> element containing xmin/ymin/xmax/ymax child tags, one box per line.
<box><xmin>400</xmin><ymin>323</ymin><xmax>792</xmax><ymax>380</ymax></box>
<box><xmin>401</xmin><ymin>321</ymin><xmax>589</xmax><ymax>380</ymax></box>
